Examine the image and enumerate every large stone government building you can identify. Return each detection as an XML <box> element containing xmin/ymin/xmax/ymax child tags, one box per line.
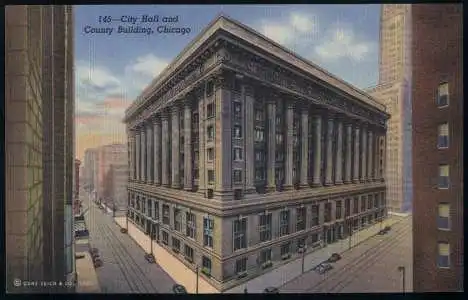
<box><xmin>123</xmin><ymin>16</ymin><xmax>389</xmax><ymax>290</ymax></box>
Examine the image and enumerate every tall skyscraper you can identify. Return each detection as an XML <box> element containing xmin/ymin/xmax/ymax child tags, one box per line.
<box><xmin>411</xmin><ymin>4</ymin><xmax>463</xmax><ymax>292</ymax></box>
<box><xmin>5</xmin><ymin>5</ymin><xmax>75</xmax><ymax>292</ymax></box>
<box><xmin>367</xmin><ymin>4</ymin><xmax>413</xmax><ymax>213</ymax></box>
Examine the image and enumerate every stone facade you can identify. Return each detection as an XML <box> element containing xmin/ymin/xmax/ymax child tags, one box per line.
<box><xmin>123</xmin><ymin>16</ymin><xmax>389</xmax><ymax>291</ymax></box>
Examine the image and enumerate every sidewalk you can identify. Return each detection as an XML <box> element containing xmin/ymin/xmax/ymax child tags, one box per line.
<box><xmin>224</xmin><ymin>215</ymin><xmax>405</xmax><ymax>293</ymax></box>
<box><xmin>76</xmin><ymin>252</ymin><xmax>101</xmax><ymax>293</ymax></box>
<box><xmin>114</xmin><ymin>217</ymin><xmax>219</xmax><ymax>294</ymax></box>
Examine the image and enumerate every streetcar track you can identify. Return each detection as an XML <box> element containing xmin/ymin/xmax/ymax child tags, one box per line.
<box><xmin>304</xmin><ymin>219</ymin><xmax>411</xmax><ymax>293</ymax></box>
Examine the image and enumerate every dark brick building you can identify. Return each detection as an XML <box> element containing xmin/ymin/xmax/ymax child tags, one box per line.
<box><xmin>411</xmin><ymin>4</ymin><xmax>463</xmax><ymax>292</ymax></box>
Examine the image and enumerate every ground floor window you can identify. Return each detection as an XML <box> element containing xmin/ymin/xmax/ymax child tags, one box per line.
<box><xmin>162</xmin><ymin>231</ymin><xmax>169</xmax><ymax>245</ymax></box>
<box><xmin>236</xmin><ymin>257</ymin><xmax>247</xmax><ymax>273</ymax></box>
<box><xmin>172</xmin><ymin>237</ymin><xmax>180</xmax><ymax>252</ymax></box>
<box><xmin>280</xmin><ymin>243</ymin><xmax>290</xmax><ymax>256</ymax></box>
<box><xmin>259</xmin><ymin>249</ymin><xmax>272</xmax><ymax>264</ymax></box>
<box><xmin>297</xmin><ymin>237</ymin><xmax>306</xmax><ymax>250</ymax></box>
<box><xmin>353</xmin><ymin>219</ymin><xmax>359</xmax><ymax>231</ymax></box>
<box><xmin>361</xmin><ymin>217</ymin><xmax>367</xmax><ymax>227</ymax></box>
<box><xmin>184</xmin><ymin>245</ymin><xmax>194</xmax><ymax>262</ymax></box>
<box><xmin>202</xmin><ymin>256</ymin><xmax>212</xmax><ymax>273</ymax></box>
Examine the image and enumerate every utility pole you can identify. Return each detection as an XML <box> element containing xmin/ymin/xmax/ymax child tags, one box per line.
<box><xmin>112</xmin><ymin>202</ymin><xmax>116</xmax><ymax>218</ymax></box>
<box><xmin>195</xmin><ymin>265</ymin><xmax>199</xmax><ymax>294</ymax></box>
<box><xmin>301</xmin><ymin>246</ymin><xmax>306</xmax><ymax>274</ymax></box>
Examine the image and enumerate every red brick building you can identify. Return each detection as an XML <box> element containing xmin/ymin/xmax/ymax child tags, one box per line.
<box><xmin>411</xmin><ymin>4</ymin><xmax>463</xmax><ymax>292</ymax></box>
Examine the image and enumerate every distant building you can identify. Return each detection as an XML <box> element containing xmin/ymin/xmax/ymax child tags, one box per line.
<box><xmin>96</xmin><ymin>144</ymin><xmax>127</xmax><ymax>205</ymax></box>
<box><xmin>107</xmin><ymin>164</ymin><xmax>129</xmax><ymax>210</ymax></box>
<box><xmin>411</xmin><ymin>4</ymin><xmax>463</xmax><ymax>292</ymax></box>
<box><xmin>83</xmin><ymin>148</ymin><xmax>98</xmax><ymax>192</ymax></box>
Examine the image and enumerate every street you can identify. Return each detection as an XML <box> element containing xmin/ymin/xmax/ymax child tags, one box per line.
<box><xmin>82</xmin><ymin>190</ymin><xmax>176</xmax><ymax>293</ymax></box>
<box><xmin>280</xmin><ymin>216</ymin><xmax>413</xmax><ymax>293</ymax></box>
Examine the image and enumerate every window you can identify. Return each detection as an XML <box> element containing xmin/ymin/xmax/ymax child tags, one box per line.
<box><xmin>162</xmin><ymin>205</ymin><xmax>170</xmax><ymax>225</ymax></box>
<box><xmin>193</xmin><ymin>113</ymin><xmax>199</xmax><ymax>125</ymax></box>
<box><xmin>233</xmin><ymin>170</ymin><xmax>242</xmax><ymax>183</ymax></box>
<box><xmin>276</xmin><ymin>116</ymin><xmax>282</xmax><ymax>126</ymax></box>
<box><xmin>194</xmin><ymin>169</ymin><xmax>199</xmax><ymax>180</ymax></box>
<box><xmin>276</xmin><ymin>133</ymin><xmax>284</xmax><ymax>144</ymax></box>
<box><xmin>353</xmin><ymin>197</ymin><xmax>359</xmax><ymax>214</ymax></box>
<box><xmin>324</xmin><ymin>203</ymin><xmax>332</xmax><ymax>223</ymax></box>
<box><xmin>438</xmin><ymin>123</ymin><xmax>449</xmax><ymax>148</ymax></box>
<box><xmin>202</xmin><ymin>256</ymin><xmax>212</xmax><ymax>273</ymax></box>
<box><xmin>280</xmin><ymin>243</ymin><xmax>290</xmax><ymax>256</ymax></box>
<box><xmin>235</xmin><ymin>257</ymin><xmax>247</xmax><ymax>273</ymax></box>
<box><xmin>374</xmin><ymin>194</ymin><xmax>380</xmax><ymax>208</ymax></box>
<box><xmin>255</xmin><ymin>128</ymin><xmax>265</xmax><ymax>142</ymax></box>
<box><xmin>259</xmin><ymin>249</ymin><xmax>272</xmax><ymax>264</ymax></box>
<box><xmin>361</xmin><ymin>217</ymin><xmax>366</xmax><ymax>227</ymax></box>
<box><xmin>172</xmin><ymin>237</ymin><xmax>180</xmax><ymax>252</ymax></box>
<box><xmin>142</xmin><ymin>198</ymin><xmax>146</xmax><ymax>214</ymax></box>
<box><xmin>345</xmin><ymin>198</ymin><xmax>351</xmax><ymax>217</ymax></box>
<box><xmin>438</xmin><ymin>165</ymin><xmax>449</xmax><ymax>188</ymax></box>
<box><xmin>233</xmin><ymin>147</ymin><xmax>243</xmax><ymax>161</ymax></box>
<box><xmin>259</xmin><ymin>213</ymin><xmax>272</xmax><ymax>242</ymax></box>
<box><xmin>255</xmin><ymin>168</ymin><xmax>265</xmax><ymax>180</ymax></box>
<box><xmin>207</xmin><ymin>189</ymin><xmax>214</xmax><ymax>199</ymax></box>
<box><xmin>186</xmin><ymin>212</ymin><xmax>196</xmax><ymax>239</ymax></box>
<box><xmin>255</xmin><ymin>109</ymin><xmax>263</xmax><ymax>121</ymax></box>
<box><xmin>234</xmin><ymin>189</ymin><xmax>243</xmax><ymax>200</ymax></box>
<box><xmin>206</xmin><ymin>81</ymin><xmax>214</xmax><ymax>96</ymax></box>
<box><xmin>208</xmin><ymin>170</ymin><xmax>215</xmax><ymax>184</ymax></box>
<box><xmin>437</xmin><ymin>203</ymin><xmax>450</xmax><ymax>230</ymax></box>
<box><xmin>437</xmin><ymin>242</ymin><xmax>450</xmax><ymax>268</ymax></box>
<box><xmin>203</xmin><ymin>217</ymin><xmax>214</xmax><ymax>248</ymax></box>
<box><xmin>296</xmin><ymin>207</ymin><xmax>306</xmax><ymax>231</ymax></box>
<box><xmin>336</xmin><ymin>201</ymin><xmax>342</xmax><ymax>220</ymax></box>
<box><xmin>367</xmin><ymin>195</ymin><xmax>373</xmax><ymax>210</ymax></box>
<box><xmin>297</xmin><ymin>237</ymin><xmax>306</xmax><ymax>249</ymax></box>
<box><xmin>233</xmin><ymin>218</ymin><xmax>247</xmax><ymax>251</ymax></box>
<box><xmin>311</xmin><ymin>205</ymin><xmax>319</xmax><ymax>227</ymax></box>
<box><xmin>437</xmin><ymin>82</ymin><xmax>449</xmax><ymax>107</ymax></box>
<box><xmin>153</xmin><ymin>201</ymin><xmax>159</xmax><ymax>220</ymax></box>
<box><xmin>279</xmin><ymin>210</ymin><xmax>290</xmax><ymax>236</ymax></box>
<box><xmin>162</xmin><ymin>231</ymin><xmax>169</xmax><ymax>245</ymax></box>
<box><xmin>233</xmin><ymin>125</ymin><xmax>242</xmax><ymax>138</ymax></box>
<box><xmin>311</xmin><ymin>233</ymin><xmax>319</xmax><ymax>243</ymax></box>
<box><xmin>255</xmin><ymin>150</ymin><xmax>264</xmax><ymax>162</ymax></box>
<box><xmin>233</xmin><ymin>102</ymin><xmax>242</xmax><ymax>119</ymax></box>
<box><xmin>147</xmin><ymin>200</ymin><xmax>152</xmax><ymax>218</ymax></box>
<box><xmin>207</xmin><ymin>148</ymin><xmax>214</xmax><ymax>161</ymax></box>
<box><xmin>184</xmin><ymin>245</ymin><xmax>194</xmax><ymax>262</ymax></box>
<box><xmin>174</xmin><ymin>209</ymin><xmax>182</xmax><ymax>232</ymax></box>
<box><xmin>207</xmin><ymin>125</ymin><xmax>215</xmax><ymax>141</ymax></box>
<box><xmin>207</xmin><ymin>103</ymin><xmax>215</xmax><ymax>118</ymax></box>
<box><xmin>361</xmin><ymin>196</ymin><xmax>367</xmax><ymax>212</ymax></box>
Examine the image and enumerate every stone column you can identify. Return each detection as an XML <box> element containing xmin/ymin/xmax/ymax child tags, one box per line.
<box><xmin>198</xmin><ymin>88</ymin><xmax>206</xmax><ymax>195</ymax></box>
<box><xmin>244</xmin><ymin>84</ymin><xmax>255</xmax><ymax>194</ymax></box>
<box><xmin>141</xmin><ymin>123</ymin><xmax>147</xmax><ymax>183</ymax></box>
<box><xmin>146</xmin><ymin>124</ymin><xmax>152</xmax><ymax>183</ymax></box>
<box><xmin>360</xmin><ymin>125</ymin><xmax>367</xmax><ymax>183</ymax></box>
<box><xmin>344</xmin><ymin>123</ymin><xmax>353</xmax><ymax>183</ymax></box>
<box><xmin>367</xmin><ymin>130</ymin><xmax>374</xmax><ymax>182</ymax></box>
<box><xmin>325</xmin><ymin>117</ymin><xmax>334</xmax><ymax>186</ymax></box>
<box><xmin>266</xmin><ymin>99</ymin><xmax>276</xmax><ymax>192</ymax></box>
<box><xmin>153</xmin><ymin>116</ymin><xmax>162</xmax><ymax>185</ymax></box>
<box><xmin>171</xmin><ymin>105</ymin><xmax>181</xmax><ymax>189</ymax></box>
<box><xmin>183</xmin><ymin>100</ymin><xmax>193</xmax><ymax>191</ymax></box>
<box><xmin>161</xmin><ymin>111</ymin><xmax>170</xmax><ymax>187</ymax></box>
<box><xmin>335</xmin><ymin>120</ymin><xmax>343</xmax><ymax>185</ymax></box>
<box><xmin>312</xmin><ymin>114</ymin><xmax>323</xmax><ymax>187</ymax></box>
<box><xmin>128</xmin><ymin>129</ymin><xmax>135</xmax><ymax>180</ymax></box>
<box><xmin>381</xmin><ymin>134</ymin><xmax>387</xmax><ymax>182</ymax></box>
<box><xmin>353</xmin><ymin>125</ymin><xmax>360</xmax><ymax>183</ymax></box>
<box><xmin>136</xmin><ymin>128</ymin><xmax>141</xmax><ymax>182</ymax></box>
<box><xmin>284</xmin><ymin>101</ymin><xmax>294</xmax><ymax>190</ymax></box>
<box><xmin>300</xmin><ymin>108</ymin><xmax>309</xmax><ymax>187</ymax></box>
<box><xmin>374</xmin><ymin>132</ymin><xmax>380</xmax><ymax>182</ymax></box>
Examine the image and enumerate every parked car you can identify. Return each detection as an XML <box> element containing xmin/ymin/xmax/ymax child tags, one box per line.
<box><xmin>89</xmin><ymin>248</ymin><xmax>99</xmax><ymax>255</ymax></box>
<box><xmin>327</xmin><ymin>253</ymin><xmax>342</xmax><ymax>263</ymax></box>
<box><xmin>378</xmin><ymin>226</ymin><xmax>392</xmax><ymax>235</ymax></box>
<box><xmin>144</xmin><ymin>253</ymin><xmax>155</xmax><ymax>264</ymax></box>
<box><xmin>384</xmin><ymin>226</ymin><xmax>392</xmax><ymax>232</ymax></box>
<box><xmin>264</xmin><ymin>287</ymin><xmax>279</xmax><ymax>293</ymax></box>
<box><xmin>120</xmin><ymin>228</ymin><xmax>128</xmax><ymax>234</ymax></box>
<box><xmin>172</xmin><ymin>284</ymin><xmax>187</xmax><ymax>294</ymax></box>
<box><xmin>316</xmin><ymin>263</ymin><xmax>333</xmax><ymax>274</ymax></box>
<box><xmin>378</xmin><ymin>229</ymin><xmax>388</xmax><ymax>235</ymax></box>
<box><xmin>93</xmin><ymin>258</ymin><xmax>103</xmax><ymax>268</ymax></box>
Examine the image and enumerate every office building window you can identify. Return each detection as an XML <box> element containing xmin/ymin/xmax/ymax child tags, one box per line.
<box><xmin>162</xmin><ymin>205</ymin><xmax>170</xmax><ymax>225</ymax></box>
<box><xmin>202</xmin><ymin>256</ymin><xmax>212</xmax><ymax>273</ymax></box>
<box><xmin>259</xmin><ymin>249</ymin><xmax>272</xmax><ymax>264</ymax></box>
<box><xmin>259</xmin><ymin>213</ymin><xmax>272</xmax><ymax>242</ymax></box>
<box><xmin>233</xmin><ymin>125</ymin><xmax>242</xmax><ymax>138</ymax></box>
<box><xmin>203</xmin><ymin>217</ymin><xmax>214</xmax><ymax>248</ymax></box>
<box><xmin>375</xmin><ymin>193</ymin><xmax>380</xmax><ymax>208</ymax></box>
<box><xmin>361</xmin><ymin>196</ymin><xmax>367</xmax><ymax>212</ymax></box>
<box><xmin>336</xmin><ymin>201</ymin><xmax>342</xmax><ymax>220</ymax></box>
<box><xmin>186</xmin><ymin>212</ymin><xmax>196</xmax><ymax>239</ymax></box>
<box><xmin>280</xmin><ymin>243</ymin><xmax>290</xmax><ymax>256</ymax></box>
<box><xmin>147</xmin><ymin>199</ymin><xmax>152</xmax><ymax>218</ymax></box>
<box><xmin>162</xmin><ymin>231</ymin><xmax>169</xmax><ymax>245</ymax></box>
<box><xmin>311</xmin><ymin>233</ymin><xmax>319</xmax><ymax>243</ymax></box>
<box><xmin>208</xmin><ymin>170</ymin><xmax>215</xmax><ymax>184</ymax></box>
<box><xmin>142</xmin><ymin>198</ymin><xmax>146</xmax><ymax>214</ymax></box>
<box><xmin>255</xmin><ymin>168</ymin><xmax>265</xmax><ymax>180</ymax></box>
<box><xmin>233</xmin><ymin>102</ymin><xmax>242</xmax><ymax>119</ymax></box>
<box><xmin>236</xmin><ymin>257</ymin><xmax>247</xmax><ymax>273</ymax></box>
<box><xmin>206</xmin><ymin>81</ymin><xmax>214</xmax><ymax>96</ymax></box>
<box><xmin>345</xmin><ymin>198</ymin><xmax>351</xmax><ymax>217</ymax></box>
<box><xmin>296</xmin><ymin>207</ymin><xmax>306</xmax><ymax>231</ymax></box>
<box><xmin>279</xmin><ymin>210</ymin><xmax>290</xmax><ymax>236</ymax></box>
<box><xmin>255</xmin><ymin>150</ymin><xmax>264</xmax><ymax>162</ymax></box>
<box><xmin>233</xmin><ymin>218</ymin><xmax>247</xmax><ymax>251</ymax></box>
<box><xmin>438</xmin><ymin>123</ymin><xmax>449</xmax><ymax>148</ymax></box>
<box><xmin>437</xmin><ymin>82</ymin><xmax>449</xmax><ymax>107</ymax></box>
<box><xmin>311</xmin><ymin>205</ymin><xmax>319</xmax><ymax>227</ymax></box>
<box><xmin>324</xmin><ymin>203</ymin><xmax>332</xmax><ymax>223</ymax></box>
<box><xmin>207</xmin><ymin>103</ymin><xmax>215</xmax><ymax>118</ymax></box>
<box><xmin>174</xmin><ymin>209</ymin><xmax>182</xmax><ymax>232</ymax></box>
<box><xmin>255</xmin><ymin>109</ymin><xmax>264</xmax><ymax>121</ymax></box>
<box><xmin>172</xmin><ymin>237</ymin><xmax>180</xmax><ymax>252</ymax></box>
<box><xmin>233</xmin><ymin>147</ymin><xmax>243</xmax><ymax>161</ymax></box>
<box><xmin>233</xmin><ymin>170</ymin><xmax>242</xmax><ymax>183</ymax></box>
<box><xmin>437</xmin><ymin>242</ymin><xmax>450</xmax><ymax>268</ymax></box>
<box><xmin>367</xmin><ymin>195</ymin><xmax>373</xmax><ymax>210</ymax></box>
<box><xmin>254</xmin><ymin>128</ymin><xmax>265</xmax><ymax>142</ymax></box>
<box><xmin>437</xmin><ymin>203</ymin><xmax>450</xmax><ymax>230</ymax></box>
<box><xmin>207</xmin><ymin>148</ymin><xmax>214</xmax><ymax>161</ymax></box>
<box><xmin>153</xmin><ymin>201</ymin><xmax>159</xmax><ymax>220</ymax></box>
<box><xmin>206</xmin><ymin>125</ymin><xmax>214</xmax><ymax>141</ymax></box>
<box><xmin>353</xmin><ymin>197</ymin><xmax>359</xmax><ymax>214</ymax></box>
<box><xmin>184</xmin><ymin>245</ymin><xmax>194</xmax><ymax>262</ymax></box>
<box><xmin>276</xmin><ymin>133</ymin><xmax>284</xmax><ymax>144</ymax></box>
<box><xmin>234</xmin><ymin>189</ymin><xmax>243</xmax><ymax>200</ymax></box>
<box><xmin>438</xmin><ymin>165</ymin><xmax>449</xmax><ymax>189</ymax></box>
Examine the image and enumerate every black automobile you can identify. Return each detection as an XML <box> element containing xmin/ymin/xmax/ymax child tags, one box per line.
<box><xmin>264</xmin><ymin>287</ymin><xmax>279</xmax><ymax>293</ymax></box>
<box><xmin>144</xmin><ymin>253</ymin><xmax>155</xmax><ymax>264</ymax></box>
<box><xmin>378</xmin><ymin>225</ymin><xmax>392</xmax><ymax>235</ymax></box>
<box><xmin>327</xmin><ymin>253</ymin><xmax>342</xmax><ymax>263</ymax></box>
<box><xmin>316</xmin><ymin>263</ymin><xmax>333</xmax><ymax>274</ymax></box>
<box><xmin>120</xmin><ymin>228</ymin><xmax>128</xmax><ymax>234</ymax></box>
<box><xmin>93</xmin><ymin>258</ymin><xmax>103</xmax><ymax>268</ymax></box>
<box><xmin>172</xmin><ymin>284</ymin><xmax>187</xmax><ymax>294</ymax></box>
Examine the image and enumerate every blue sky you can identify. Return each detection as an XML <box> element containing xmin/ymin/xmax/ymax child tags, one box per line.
<box><xmin>74</xmin><ymin>4</ymin><xmax>381</xmax><ymax>159</ymax></box>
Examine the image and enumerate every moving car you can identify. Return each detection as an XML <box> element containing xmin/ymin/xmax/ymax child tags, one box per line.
<box><xmin>316</xmin><ymin>263</ymin><xmax>333</xmax><ymax>274</ymax></box>
<box><xmin>264</xmin><ymin>287</ymin><xmax>280</xmax><ymax>293</ymax></box>
<box><xmin>172</xmin><ymin>284</ymin><xmax>187</xmax><ymax>294</ymax></box>
<box><xmin>327</xmin><ymin>253</ymin><xmax>342</xmax><ymax>263</ymax></box>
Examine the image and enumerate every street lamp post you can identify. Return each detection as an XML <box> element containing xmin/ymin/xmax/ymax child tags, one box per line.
<box><xmin>301</xmin><ymin>245</ymin><xmax>307</xmax><ymax>274</ymax></box>
<box><xmin>398</xmin><ymin>266</ymin><xmax>406</xmax><ymax>293</ymax></box>
<box><xmin>126</xmin><ymin>210</ymin><xmax>129</xmax><ymax>229</ymax></box>
<box><xmin>149</xmin><ymin>223</ymin><xmax>154</xmax><ymax>256</ymax></box>
<box><xmin>195</xmin><ymin>264</ymin><xmax>199</xmax><ymax>294</ymax></box>
<box><xmin>113</xmin><ymin>202</ymin><xmax>116</xmax><ymax>218</ymax></box>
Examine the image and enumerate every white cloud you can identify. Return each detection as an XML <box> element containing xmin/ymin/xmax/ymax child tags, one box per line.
<box><xmin>126</xmin><ymin>53</ymin><xmax>169</xmax><ymax>78</ymax></box>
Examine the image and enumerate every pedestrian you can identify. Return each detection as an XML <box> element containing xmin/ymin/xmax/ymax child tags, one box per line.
<box><xmin>244</xmin><ymin>287</ymin><xmax>248</xmax><ymax>294</ymax></box>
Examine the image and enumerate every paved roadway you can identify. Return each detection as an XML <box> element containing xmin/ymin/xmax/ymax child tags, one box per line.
<box><xmin>280</xmin><ymin>216</ymin><xmax>413</xmax><ymax>293</ymax></box>
<box><xmin>82</xmin><ymin>190</ymin><xmax>176</xmax><ymax>293</ymax></box>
